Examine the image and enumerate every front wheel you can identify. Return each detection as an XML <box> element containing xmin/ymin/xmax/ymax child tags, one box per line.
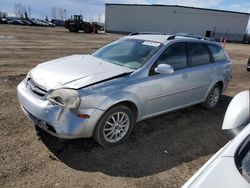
<box><xmin>93</xmin><ymin>105</ymin><xmax>135</xmax><ymax>147</ymax></box>
<box><xmin>68</xmin><ymin>25</ymin><xmax>78</xmax><ymax>32</ymax></box>
<box><xmin>202</xmin><ymin>84</ymin><xmax>221</xmax><ymax>110</ymax></box>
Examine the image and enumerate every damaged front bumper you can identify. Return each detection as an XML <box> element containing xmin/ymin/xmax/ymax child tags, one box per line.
<box><xmin>17</xmin><ymin>81</ymin><xmax>104</xmax><ymax>139</ymax></box>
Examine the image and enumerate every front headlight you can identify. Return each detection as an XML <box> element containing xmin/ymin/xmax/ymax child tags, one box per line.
<box><xmin>47</xmin><ymin>89</ymin><xmax>80</xmax><ymax>109</ymax></box>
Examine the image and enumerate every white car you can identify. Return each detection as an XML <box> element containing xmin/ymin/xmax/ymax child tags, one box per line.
<box><xmin>183</xmin><ymin>91</ymin><xmax>250</xmax><ymax>188</ymax></box>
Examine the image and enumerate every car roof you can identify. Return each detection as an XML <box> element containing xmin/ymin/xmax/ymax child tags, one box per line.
<box><xmin>125</xmin><ymin>33</ymin><xmax>217</xmax><ymax>45</ymax></box>
<box><xmin>125</xmin><ymin>34</ymin><xmax>171</xmax><ymax>43</ymax></box>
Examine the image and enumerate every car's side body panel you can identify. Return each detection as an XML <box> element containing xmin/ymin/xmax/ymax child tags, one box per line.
<box><xmin>17</xmin><ymin>34</ymin><xmax>232</xmax><ymax>139</ymax></box>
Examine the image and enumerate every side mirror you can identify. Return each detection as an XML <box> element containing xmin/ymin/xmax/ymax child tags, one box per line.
<box><xmin>222</xmin><ymin>91</ymin><xmax>250</xmax><ymax>138</ymax></box>
<box><xmin>155</xmin><ymin>64</ymin><xmax>174</xmax><ymax>74</ymax></box>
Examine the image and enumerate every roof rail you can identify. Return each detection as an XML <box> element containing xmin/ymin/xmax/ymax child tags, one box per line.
<box><xmin>129</xmin><ymin>32</ymin><xmax>167</xmax><ymax>36</ymax></box>
<box><xmin>167</xmin><ymin>33</ymin><xmax>211</xmax><ymax>41</ymax></box>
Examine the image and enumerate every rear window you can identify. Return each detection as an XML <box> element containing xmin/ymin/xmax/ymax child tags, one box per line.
<box><xmin>189</xmin><ymin>43</ymin><xmax>210</xmax><ymax>66</ymax></box>
<box><xmin>208</xmin><ymin>44</ymin><xmax>228</xmax><ymax>62</ymax></box>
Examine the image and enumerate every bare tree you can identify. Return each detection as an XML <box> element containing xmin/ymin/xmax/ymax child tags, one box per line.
<box><xmin>58</xmin><ymin>7</ymin><xmax>64</xmax><ymax>20</ymax></box>
<box><xmin>51</xmin><ymin>7</ymin><xmax>67</xmax><ymax>20</ymax></box>
<box><xmin>64</xmin><ymin>9</ymin><xmax>67</xmax><ymax>20</ymax></box>
<box><xmin>14</xmin><ymin>3</ymin><xmax>26</xmax><ymax>18</ymax></box>
<box><xmin>28</xmin><ymin>7</ymin><xmax>31</xmax><ymax>18</ymax></box>
<box><xmin>50</xmin><ymin>7</ymin><xmax>58</xmax><ymax>19</ymax></box>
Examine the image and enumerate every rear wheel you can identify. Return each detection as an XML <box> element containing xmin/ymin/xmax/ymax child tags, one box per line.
<box><xmin>93</xmin><ymin>105</ymin><xmax>135</xmax><ymax>147</ymax></box>
<box><xmin>202</xmin><ymin>84</ymin><xmax>221</xmax><ymax>109</ymax></box>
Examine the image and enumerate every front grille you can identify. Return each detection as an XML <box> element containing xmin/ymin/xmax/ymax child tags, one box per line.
<box><xmin>27</xmin><ymin>78</ymin><xmax>47</xmax><ymax>97</ymax></box>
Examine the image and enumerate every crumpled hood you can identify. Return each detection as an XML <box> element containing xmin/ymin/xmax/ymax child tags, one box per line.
<box><xmin>30</xmin><ymin>55</ymin><xmax>133</xmax><ymax>90</ymax></box>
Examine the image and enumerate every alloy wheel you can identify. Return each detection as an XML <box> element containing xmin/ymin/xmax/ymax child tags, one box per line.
<box><xmin>103</xmin><ymin>112</ymin><xmax>130</xmax><ymax>143</ymax></box>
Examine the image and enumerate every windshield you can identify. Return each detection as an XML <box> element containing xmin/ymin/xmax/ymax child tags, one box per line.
<box><xmin>92</xmin><ymin>39</ymin><xmax>162</xmax><ymax>69</ymax></box>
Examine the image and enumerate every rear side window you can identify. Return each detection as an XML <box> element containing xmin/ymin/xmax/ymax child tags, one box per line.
<box><xmin>189</xmin><ymin>43</ymin><xmax>210</xmax><ymax>66</ymax></box>
<box><xmin>208</xmin><ymin>44</ymin><xmax>228</xmax><ymax>62</ymax></box>
<box><xmin>157</xmin><ymin>42</ymin><xmax>187</xmax><ymax>70</ymax></box>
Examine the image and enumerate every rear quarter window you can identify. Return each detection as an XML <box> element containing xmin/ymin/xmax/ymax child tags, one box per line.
<box><xmin>208</xmin><ymin>44</ymin><xmax>228</xmax><ymax>62</ymax></box>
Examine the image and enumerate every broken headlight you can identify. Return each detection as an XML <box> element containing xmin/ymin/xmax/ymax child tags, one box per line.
<box><xmin>47</xmin><ymin>89</ymin><xmax>80</xmax><ymax>109</ymax></box>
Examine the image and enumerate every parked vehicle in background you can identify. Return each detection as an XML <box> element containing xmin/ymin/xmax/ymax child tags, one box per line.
<box><xmin>3</xmin><ymin>17</ymin><xmax>55</xmax><ymax>27</ymax></box>
<box><xmin>17</xmin><ymin>33</ymin><xmax>232</xmax><ymax>147</ymax></box>
<box><xmin>0</xmin><ymin>18</ymin><xmax>8</xmax><ymax>24</ymax></box>
<box><xmin>183</xmin><ymin>90</ymin><xmax>250</xmax><ymax>188</ymax></box>
<box><xmin>42</xmin><ymin>20</ymin><xmax>55</xmax><ymax>27</ymax></box>
<box><xmin>64</xmin><ymin>15</ymin><xmax>103</xmax><ymax>33</ymax></box>
<box><xmin>9</xmin><ymin>19</ymin><xmax>24</xmax><ymax>25</ymax></box>
<box><xmin>20</xmin><ymin>20</ymin><xmax>32</xmax><ymax>26</ymax></box>
<box><xmin>51</xmin><ymin>19</ymin><xmax>64</xmax><ymax>27</ymax></box>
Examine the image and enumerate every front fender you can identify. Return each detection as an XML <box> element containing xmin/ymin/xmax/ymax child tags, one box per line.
<box><xmin>98</xmin><ymin>91</ymin><xmax>142</xmax><ymax>121</ymax></box>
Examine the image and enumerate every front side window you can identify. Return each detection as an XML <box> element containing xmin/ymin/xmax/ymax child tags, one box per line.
<box><xmin>208</xmin><ymin>44</ymin><xmax>228</xmax><ymax>62</ymax></box>
<box><xmin>92</xmin><ymin>39</ymin><xmax>162</xmax><ymax>70</ymax></box>
<box><xmin>189</xmin><ymin>43</ymin><xmax>210</xmax><ymax>66</ymax></box>
<box><xmin>156</xmin><ymin>42</ymin><xmax>187</xmax><ymax>70</ymax></box>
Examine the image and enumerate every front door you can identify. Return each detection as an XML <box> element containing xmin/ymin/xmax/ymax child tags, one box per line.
<box><xmin>139</xmin><ymin>42</ymin><xmax>193</xmax><ymax>118</ymax></box>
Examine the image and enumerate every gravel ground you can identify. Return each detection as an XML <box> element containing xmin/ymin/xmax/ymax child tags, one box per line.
<box><xmin>0</xmin><ymin>25</ymin><xmax>250</xmax><ymax>188</ymax></box>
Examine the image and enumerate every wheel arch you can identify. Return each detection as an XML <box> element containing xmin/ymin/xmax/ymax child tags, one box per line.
<box><xmin>93</xmin><ymin>100</ymin><xmax>139</xmax><ymax>147</ymax></box>
<box><xmin>104</xmin><ymin>100</ymin><xmax>139</xmax><ymax>121</ymax></box>
<box><xmin>216</xmin><ymin>81</ymin><xmax>224</xmax><ymax>93</ymax></box>
<box><xmin>93</xmin><ymin>89</ymin><xmax>142</xmax><ymax>122</ymax></box>
<box><xmin>204</xmin><ymin>79</ymin><xmax>224</xmax><ymax>101</ymax></box>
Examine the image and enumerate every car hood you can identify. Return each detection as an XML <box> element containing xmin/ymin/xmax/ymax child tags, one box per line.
<box><xmin>30</xmin><ymin>55</ymin><xmax>134</xmax><ymax>90</ymax></box>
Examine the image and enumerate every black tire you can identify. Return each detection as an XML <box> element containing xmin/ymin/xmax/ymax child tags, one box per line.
<box><xmin>202</xmin><ymin>84</ymin><xmax>221</xmax><ymax>110</ymax></box>
<box><xmin>68</xmin><ymin>24</ymin><xmax>78</xmax><ymax>32</ymax></box>
<box><xmin>93</xmin><ymin>105</ymin><xmax>135</xmax><ymax>147</ymax></box>
<box><xmin>83</xmin><ymin>26</ymin><xmax>92</xmax><ymax>33</ymax></box>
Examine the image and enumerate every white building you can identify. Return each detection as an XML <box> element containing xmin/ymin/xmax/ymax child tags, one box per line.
<box><xmin>105</xmin><ymin>4</ymin><xmax>250</xmax><ymax>42</ymax></box>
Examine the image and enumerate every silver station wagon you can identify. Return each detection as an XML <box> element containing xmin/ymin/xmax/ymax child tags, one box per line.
<box><xmin>17</xmin><ymin>33</ymin><xmax>232</xmax><ymax>147</ymax></box>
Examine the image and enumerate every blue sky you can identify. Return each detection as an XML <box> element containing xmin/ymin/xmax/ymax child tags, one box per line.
<box><xmin>0</xmin><ymin>0</ymin><xmax>249</xmax><ymax>29</ymax></box>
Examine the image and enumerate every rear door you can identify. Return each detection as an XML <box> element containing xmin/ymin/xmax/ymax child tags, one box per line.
<box><xmin>185</xmin><ymin>42</ymin><xmax>216</xmax><ymax>103</ymax></box>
